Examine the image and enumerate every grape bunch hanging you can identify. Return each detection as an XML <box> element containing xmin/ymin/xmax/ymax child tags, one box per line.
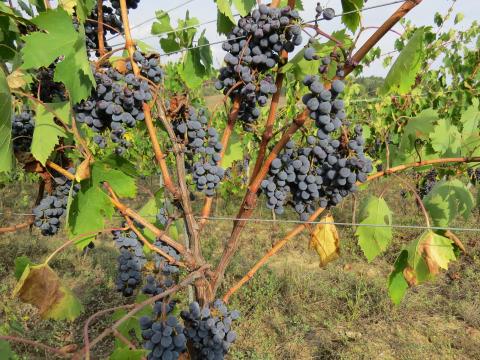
<box><xmin>172</xmin><ymin>107</ymin><xmax>225</xmax><ymax>196</ymax></box>
<box><xmin>216</xmin><ymin>4</ymin><xmax>303</xmax><ymax>131</ymax></box>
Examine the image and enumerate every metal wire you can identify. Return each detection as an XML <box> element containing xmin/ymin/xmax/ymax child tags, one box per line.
<box><xmin>1</xmin><ymin>212</ymin><xmax>479</xmax><ymax>233</ymax></box>
<box><xmin>126</xmin><ymin>0</ymin><xmax>409</xmax><ymax>56</ymax></box>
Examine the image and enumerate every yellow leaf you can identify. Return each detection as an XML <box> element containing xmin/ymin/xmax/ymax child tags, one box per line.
<box><xmin>309</xmin><ymin>214</ymin><xmax>340</xmax><ymax>267</ymax></box>
<box><xmin>75</xmin><ymin>156</ymin><xmax>91</xmax><ymax>182</ymax></box>
<box><xmin>58</xmin><ymin>0</ymin><xmax>77</xmax><ymax>15</ymax></box>
<box><xmin>7</xmin><ymin>70</ymin><xmax>27</xmax><ymax>89</ymax></box>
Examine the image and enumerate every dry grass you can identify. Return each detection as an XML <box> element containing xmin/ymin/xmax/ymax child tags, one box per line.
<box><xmin>0</xmin><ymin>176</ymin><xmax>479</xmax><ymax>359</ymax></box>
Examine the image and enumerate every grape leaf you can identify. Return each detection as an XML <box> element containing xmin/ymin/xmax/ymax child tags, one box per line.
<box><xmin>380</xmin><ymin>28</ymin><xmax>425</xmax><ymax>95</ymax></box>
<box><xmin>309</xmin><ymin>214</ymin><xmax>340</xmax><ymax>267</ymax></box>
<box><xmin>232</xmin><ymin>0</ymin><xmax>255</xmax><ymax>16</ymax></box>
<box><xmin>68</xmin><ymin>182</ymin><xmax>114</xmax><ymax>249</ymax></box>
<box><xmin>341</xmin><ymin>0</ymin><xmax>364</xmax><ymax>33</ymax></box>
<box><xmin>0</xmin><ymin>68</ymin><xmax>13</xmax><ymax>173</ymax></box>
<box><xmin>217</xmin><ymin>0</ymin><xmax>235</xmax><ymax>23</ymax></box>
<box><xmin>216</xmin><ymin>9</ymin><xmax>234</xmax><ymax>35</ymax></box>
<box><xmin>14</xmin><ymin>255</ymin><xmax>33</xmax><ymax>280</ymax></box>
<box><xmin>13</xmin><ymin>264</ymin><xmax>83</xmax><ymax>320</ymax></box>
<box><xmin>399</xmin><ymin>108</ymin><xmax>438</xmax><ymax>152</ymax></box>
<box><xmin>423</xmin><ymin>179</ymin><xmax>474</xmax><ymax>227</ymax></box>
<box><xmin>91</xmin><ymin>157</ymin><xmax>137</xmax><ymax>198</ymax></box>
<box><xmin>21</xmin><ymin>8</ymin><xmax>94</xmax><ymax>103</ymax></box>
<box><xmin>388</xmin><ymin>250</ymin><xmax>409</xmax><ymax>305</ymax></box>
<box><xmin>460</xmin><ymin>98</ymin><xmax>480</xmax><ymax>138</ymax></box>
<box><xmin>0</xmin><ymin>340</ymin><xmax>14</xmax><ymax>360</ymax></box>
<box><xmin>430</xmin><ymin>119</ymin><xmax>462</xmax><ymax>156</ymax></box>
<box><xmin>151</xmin><ymin>10</ymin><xmax>174</xmax><ymax>34</ymax></box>
<box><xmin>221</xmin><ymin>129</ymin><xmax>243</xmax><ymax>168</ymax></box>
<box><xmin>31</xmin><ymin>102</ymin><xmax>70</xmax><ymax>165</ymax></box>
<box><xmin>356</xmin><ymin>196</ymin><xmax>392</xmax><ymax>262</ymax></box>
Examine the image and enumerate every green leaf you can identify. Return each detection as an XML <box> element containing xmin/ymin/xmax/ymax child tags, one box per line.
<box><xmin>355</xmin><ymin>196</ymin><xmax>393</xmax><ymax>262</ymax></box>
<box><xmin>179</xmin><ymin>33</ymin><xmax>212</xmax><ymax>90</ymax></box>
<box><xmin>423</xmin><ymin>179</ymin><xmax>474</xmax><ymax>227</ymax></box>
<box><xmin>341</xmin><ymin>0</ymin><xmax>364</xmax><ymax>33</ymax></box>
<box><xmin>0</xmin><ymin>339</ymin><xmax>14</xmax><ymax>360</ymax></box>
<box><xmin>91</xmin><ymin>157</ymin><xmax>137</xmax><ymax>198</ymax></box>
<box><xmin>232</xmin><ymin>0</ymin><xmax>255</xmax><ymax>16</ymax></box>
<box><xmin>221</xmin><ymin>129</ymin><xmax>243</xmax><ymax>168</ymax></box>
<box><xmin>399</xmin><ymin>108</ymin><xmax>437</xmax><ymax>152</ymax></box>
<box><xmin>151</xmin><ymin>10</ymin><xmax>174</xmax><ymax>34</ymax></box>
<box><xmin>0</xmin><ymin>68</ymin><xmax>13</xmax><ymax>173</ymax></box>
<box><xmin>13</xmin><ymin>264</ymin><xmax>83</xmax><ymax>320</ymax></box>
<box><xmin>460</xmin><ymin>98</ymin><xmax>480</xmax><ymax>138</ymax></box>
<box><xmin>454</xmin><ymin>13</ymin><xmax>464</xmax><ymax>24</ymax></box>
<box><xmin>380</xmin><ymin>28</ymin><xmax>425</xmax><ymax>95</ymax></box>
<box><xmin>14</xmin><ymin>255</ymin><xmax>33</xmax><ymax>280</ymax></box>
<box><xmin>68</xmin><ymin>182</ymin><xmax>114</xmax><ymax>249</ymax></box>
<box><xmin>217</xmin><ymin>0</ymin><xmax>235</xmax><ymax>23</ymax></box>
<box><xmin>110</xmin><ymin>348</ymin><xmax>147</xmax><ymax>360</ymax></box>
<box><xmin>21</xmin><ymin>8</ymin><xmax>94</xmax><ymax>103</ymax></box>
<box><xmin>137</xmin><ymin>189</ymin><xmax>164</xmax><ymax>242</ymax></box>
<box><xmin>388</xmin><ymin>250</ymin><xmax>409</xmax><ymax>305</ymax></box>
<box><xmin>31</xmin><ymin>102</ymin><xmax>70</xmax><ymax>165</ymax></box>
<box><xmin>216</xmin><ymin>9</ymin><xmax>234</xmax><ymax>35</ymax></box>
<box><xmin>279</xmin><ymin>0</ymin><xmax>304</xmax><ymax>10</ymax></box>
<box><xmin>159</xmin><ymin>35</ymin><xmax>181</xmax><ymax>53</ymax></box>
<box><xmin>430</xmin><ymin>119</ymin><xmax>462</xmax><ymax>156</ymax></box>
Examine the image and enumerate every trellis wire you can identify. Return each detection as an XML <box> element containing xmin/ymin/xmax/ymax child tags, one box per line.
<box><xmin>115</xmin><ymin>0</ymin><xmax>408</xmax><ymax>56</ymax></box>
<box><xmin>1</xmin><ymin>212</ymin><xmax>479</xmax><ymax>233</ymax></box>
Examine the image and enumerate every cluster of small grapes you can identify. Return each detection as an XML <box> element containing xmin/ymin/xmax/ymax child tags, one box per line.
<box><xmin>74</xmin><ymin>66</ymin><xmax>151</xmax><ymax>154</ymax></box>
<box><xmin>215</xmin><ymin>5</ymin><xmax>302</xmax><ymax>130</ymax></box>
<box><xmin>156</xmin><ymin>207</ymin><xmax>168</xmax><ymax>227</ymax></box>
<box><xmin>128</xmin><ymin>51</ymin><xmax>164</xmax><ymax>84</ymax></box>
<box><xmin>110</xmin><ymin>0</ymin><xmax>140</xmax><ymax>11</ymax></box>
<box><xmin>111</xmin><ymin>225</ymin><xmax>148</xmax><ymax>297</ymax></box>
<box><xmin>143</xmin><ymin>275</ymin><xmax>177</xmax><ymax>316</ymax></box>
<box><xmin>315</xmin><ymin>3</ymin><xmax>335</xmax><ymax>21</ymax></box>
<box><xmin>181</xmin><ymin>300</ymin><xmax>240</xmax><ymax>360</ymax></box>
<box><xmin>84</xmin><ymin>5</ymin><xmax>123</xmax><ymax>55</ymax></box>
<box><xmin>153</xmin><ymin>240</ymin><xmax>180</xmax><ymax>275</ymax></box>
<box><xmin>32</xmin><ymin>169</ymin><xmax>79</xmax><ymax>236</ymax></box>
<box><xmin>139</xmin><ymin>315</ymin><xmax>187</xmax><ymax>360</ymax></box>
<box><xmin>11</xmin><ymin>109</ymin><xmax>35</xmax><ymax>152</ymax></box>
<box><xmin>116</xmin><ymin>250</ymin><xmax>143</xmax><ymax>297</ymax></box>
<box><xmin>417</xmin><ymin>169</ymin><xmax>437</xmax><ymax>198</ymax></box>
<box><xmin>173</xmin><ymin>107</ymin><xmax>225</xmax><ymax>196</ymax></box>
<box><xmin>31</xmin><ymin>67</ymin><xmax>66</xmax><ymax>102</ymax></box>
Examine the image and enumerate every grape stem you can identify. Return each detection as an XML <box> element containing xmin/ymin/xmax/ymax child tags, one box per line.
<box><xmin>96</xmin><ymin>0</ymin><xmax>106</xmax><ymax>57</ymax></box>
<box><xmin>118</xmin><ymin>0</ymin><xmax>179</xmax><ymax>198</ymax></box>
<box><xmin>223</xmin><ymin>156</ymin><xmax>480</xmax><ymax>302</ymax></box>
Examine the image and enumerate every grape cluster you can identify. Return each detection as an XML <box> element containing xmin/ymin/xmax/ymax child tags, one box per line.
<box><xmin>74</xmin><ymin>65</ymin><xmax>151</xmax><ymax>154</ymax></box>
<box><xmin>84</xmin><ymin>5</ymin><xmax>123</xmax><ymax>54</ymax></box>
<box><xmin>261</xmin><ymin>74</ymin><xmax>371</xmax><ymax>218</ymax></box>
<box><xmin>173</xmin><ymin>107</ymin><xmax>225</xmax><ymax>196</ymax></box>
<box><xmin>156</xmin><ymin>207</ymin><xmax>168</xmax><ymax>227</ymax></box>
<box><xmin>139</xmin><ymin>315</ymin><xmax>187</xmax><ymax>360</ymax></box>
<box><xmin>216</xmin><ymin>5</ymin><xmax>302</xmax><ymax>130</ymax></box>
<box><xmin>112</xmin><ymin>228</ymin><xmax>147</xmax><ymax>265</ymax></box>
<box><xmin>116</xmin><ymin>249</ymin><xmax>143</xmax><ymax>297</ymax></box>
<box><xmin>181</xmin><ymin>300</ymin><xmax>240</xmax><ymax>360</ymax></box>
<box><xmin>128</xmin><ymin>51</ymin><xmax>164</xmax><ymax>84</ymax></box>
<box><xmin>110</xmin><ymin>0</ymin><xmax>140</xmax><ymax>11</ymax></box>
<box><xmin>11</xmin><ymin>109</ymin><xmax>35</xmax><ymax>152</ymax></box>
<box><xmin>143</xmin><ymin>275</ymin><xmax>176</xmax><ymax>316</ymax></box>
<box><xmin>153</xmin><ymin>240</ymin><xmax>180</xmax><ymax>275</ymax></box>
<box><xmin>32</xmin><ymin>169</ymin><xmax>79</xmax><ymax>236</ymax></box>
<box><xmin>417</xmin><ymin>169</ymin><xmax>437</xmax><ymax>198</ymax></box>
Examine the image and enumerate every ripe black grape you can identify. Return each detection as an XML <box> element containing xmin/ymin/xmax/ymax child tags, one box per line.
<box><xmin>32</xmin><ymin>168</ymin><xmax>79</xmax><ymax>236</ymax></box>
<box><xmin>181</xmin><ymin>299</ymin><xmax>240</xmax><ymax>359</ymax></box>
<box><xmin>417</xmin><ymin>168</ymin><xmax>437</xmax><ymax>198</ymax></box>
<box><xmin>217</xmin><ymin>5</ymin><xmax>302</xmax><ymax>130</ymax></box>
<box><xmin>153</xmin><ymin>240</ymin><xmax>180</xmax><ymax>275</ymax></box>
<box><xmin>11</xmin><ymin>109</ymin><xmax>35</xmax><ymax>152</ymax></box>
<box><xmin>116</xmin><ymin>249</ymin><xmax>143</xmax><ymax>297</ymax></box>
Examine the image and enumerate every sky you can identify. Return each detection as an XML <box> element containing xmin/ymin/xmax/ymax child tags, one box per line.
<box><xmin>118</xmin><ymin>0</ymin><xmax>479</xmax><ymax>77</ymax></box>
